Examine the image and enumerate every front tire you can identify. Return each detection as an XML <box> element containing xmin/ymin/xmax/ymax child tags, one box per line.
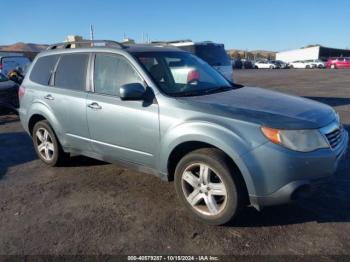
<box><xmin>174</xmin><ymin>148</ymin><xmax>242</xmax><ymax>225</ymax></box>
<box><xmin>32</xmin><ymin>120</ymin><xmax>68</xmax><ymax>166</ymax></box>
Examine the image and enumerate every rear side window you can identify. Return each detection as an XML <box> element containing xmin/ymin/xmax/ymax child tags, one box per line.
<box><xmin>30</xmin><ymin>55</ymin><xmax>59</xmax><ymax>85</ymax></box>
<box><xmin>55</xmin><ymin>53</ymin><xmax>89</xmax><ymax>91</ymax></box>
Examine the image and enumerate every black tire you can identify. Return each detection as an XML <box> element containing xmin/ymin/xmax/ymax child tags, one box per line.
<box><xmin>32</xmin><ymin>120</ymin><xmax>69</xmax><ymax>166</ymax></box>
<box><xmin>289</xmin><ymin>65</ymin><xmax>294</xmax><ymax>69</ymax></box>
<box><xmin>174</xmin><ymin>148</ymin><xmax>243</xmax><ymax>225</ymax></box>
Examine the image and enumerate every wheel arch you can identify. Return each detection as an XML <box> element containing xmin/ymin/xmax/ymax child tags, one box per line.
<box><xmin>26</xmin><ymin>102</ymin><xmax>65</xmax><ymax>144</ymax></box>
<box><xmin>167</xmin><ymin>140</ymin><xmax>250</xmax><ymax>205</ymax></box>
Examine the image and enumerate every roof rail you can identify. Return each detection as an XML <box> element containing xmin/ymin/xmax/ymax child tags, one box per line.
<box><xmin>151</xmin><ymin>39</ymin><xmax>193</xmax><ymax>45</ymax></box>
<box><xmin>46</xmin><ymin>40</ymin><xmax>125</xmax><ymax>50</ymax></box>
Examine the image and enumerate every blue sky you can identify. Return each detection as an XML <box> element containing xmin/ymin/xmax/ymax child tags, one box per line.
<box><xmin>1</xmin><ymin>0</ymin><xmax>349</xmax><ymax>51</ymax></box>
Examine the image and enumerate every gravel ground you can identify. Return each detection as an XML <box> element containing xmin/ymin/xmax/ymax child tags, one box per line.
<box><xmin>0</xmin><ymin>69</ymin><xmax>350</xmax><ymax>255</ymax></box>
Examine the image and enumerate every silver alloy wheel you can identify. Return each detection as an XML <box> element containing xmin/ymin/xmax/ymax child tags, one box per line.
<box><xmin>35</xmin><ymin>127</ymin><xmax>55</xmax><ymax>161</ymax></box>
<box><xmin>181</xmin><ymin>163</ymin><xmax>228</xmax><ymax>216</ymax></box>
<box><xmin>331</xmin><ymin>64</ymin><xmax>335</xmax><ymax>69</ymax></box>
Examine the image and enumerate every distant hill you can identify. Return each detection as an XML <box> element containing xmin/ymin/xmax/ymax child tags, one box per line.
<box><xmin>0</xmin><ymin>42</ymin><xmax>47</xmax><ymax>52</ymax></box>
<box><xmin>227</xmin><ymin>49</ymin><xmax>276</xmax><ymax>60</ymax></box>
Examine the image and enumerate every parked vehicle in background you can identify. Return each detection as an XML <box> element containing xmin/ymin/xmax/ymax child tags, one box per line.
<box><xmin>0</xmin><ymin>55</ymin><xmax>31</xmax><ymax>76</ymax></box>
<box><xmin>306</xmin><ymin>59</ymin><xmax>326</xmax><ymax>69</ymax></box>
<box><xmin>288</xmin><ymin>60</ymin><xmax>316</xmax><ymax>69</ymax></box>
<box><xmin>19</xmin><ymin>40</ymin><xmax>348</xmax><ymax>225</ymax></box>
<box><xmin>152</xmin><ymin>40</ymin><xmax>234</xmax><ymax>82</ymax></box>
<box><xmin>254</xmin><ymin>60</ymin><xmax>277</xmax><ymax>69</ymax></box>
<box><xmin>271</xmin><ymin>60</ymin><xmax>288</xmax><ymax>69</ymax></box>
<box><xmin>241</xmin><ymin>59</ymin><xmax>254</xmax><ymax>69</ymax></box>
<box><xmin>0</xmin><ymin>73</ymin><xmax>19</xmax><ymax>110</ymax></box>
<box><xmin>326</xmin><ymin>57</ymin><xmax>350</xmax><ymax>69</ymax></box>
<box><xmin>231</xmin><ymin>59</ymin><xmax>242</xmax><ymax>69</ymax></box>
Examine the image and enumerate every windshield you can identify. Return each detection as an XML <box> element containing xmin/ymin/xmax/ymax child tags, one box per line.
<box><xmin>133</xmin><ymin>51</ymin><xmax>233</xmax><ymax>97</ymax></box>
<box><xmin>0</xmin><ymin>73</ymin><xmax>8</xmax><ymax>82</ymax></box>
<box><xmin>195</xmin><ymin>45</ymin><xmax>231</xmax><ymax>66</ymax></box>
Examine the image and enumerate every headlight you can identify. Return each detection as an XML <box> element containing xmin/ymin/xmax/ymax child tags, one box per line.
<box><xmin>261</xmin><ymin>127</ymin><xmax>329</xmax><ymax>152</ymax></box>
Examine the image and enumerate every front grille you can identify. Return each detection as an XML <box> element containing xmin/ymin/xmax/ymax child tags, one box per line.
<box><xmin>325</xmin><ymin>127</ymin><xmax>342</xmax><ymax>149</ymax></box>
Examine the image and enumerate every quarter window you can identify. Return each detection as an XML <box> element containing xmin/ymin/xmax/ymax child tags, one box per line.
<box><xmin>55</xmin><ymin>53</ymin><xmax>89</xmax><ymax>91</ymax></box>
<box><xmin>30</xmin><ymin>55</ymin><xmax>59</xmax><ymax>85</ymax></box>
<box><xmin>93</xmin><ymin>54</ymin><xmax>143</xmax><ymax>96</ymax></box>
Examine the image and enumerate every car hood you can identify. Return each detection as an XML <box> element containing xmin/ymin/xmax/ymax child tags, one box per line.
<box><xmin>177</xmin><ymin>87</ymin><xmax>335</xmax><ymax>129</ymax></box>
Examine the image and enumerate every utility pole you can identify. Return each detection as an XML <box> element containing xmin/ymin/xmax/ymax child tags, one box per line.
<box><xmin>90</xmin><ymin>24</ymin><xmax>94</xmax><ymax>46</ymax></box>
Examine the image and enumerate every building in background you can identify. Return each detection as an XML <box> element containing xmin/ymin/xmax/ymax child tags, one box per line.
<box><xmin>276</xmin><ymin>45</ymin><xmax>350</xmax><ymax>62</ymax></box>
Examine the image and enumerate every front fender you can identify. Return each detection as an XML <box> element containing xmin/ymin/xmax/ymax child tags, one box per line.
<box><xmin>159</xmin><ymin>121</ymin><xmax>258</xmax><ymax>195</ymax></box>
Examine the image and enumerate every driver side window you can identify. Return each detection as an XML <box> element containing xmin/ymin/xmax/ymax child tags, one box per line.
<box><xmin>94</xmin><ymin>54</ymin><xmax>143</xmax><ymax>97</ymax></box>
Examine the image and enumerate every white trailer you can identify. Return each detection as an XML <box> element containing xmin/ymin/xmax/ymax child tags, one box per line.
<box><xmin>276</xmin><ymin>46</ymin><xmax>320</xmax><ymax>63</ymax></box>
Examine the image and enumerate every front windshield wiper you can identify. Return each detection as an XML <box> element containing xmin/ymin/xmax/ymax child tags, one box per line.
<box><xmin>172</xmin><ymin>86</ymin><xmax>234</xmax><ymax>97</ymax></box>
<box><xmin>202</xmin><ymin>86</ymin><xmax>234</xmax><ymax>94</ymax></box>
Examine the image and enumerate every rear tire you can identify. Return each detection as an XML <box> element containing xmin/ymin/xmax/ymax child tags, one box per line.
<box><xmin>32</xmin><ymin>120</ymin><xmax>69</xmax><ymax>166</ymax></box>
<box><xmin>174</xmin><ymin>148</ymin><xmax>242</xmax><ymax>225</ymax></box>
<box><xmin>331</xmin><ymin>64</ymin><xmax>336</xmax><ymax>69</ymax></box>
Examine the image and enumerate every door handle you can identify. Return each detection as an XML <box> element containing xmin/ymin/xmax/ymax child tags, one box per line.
<box><xmin>87</xmin><ymin>102</ymin><xmax>102</xmax><ymax>110</ymax></box>
<box><xmin>44</xmin><ymin>94</ymin><xmax>54</xmax><ymax>100</ymax></box>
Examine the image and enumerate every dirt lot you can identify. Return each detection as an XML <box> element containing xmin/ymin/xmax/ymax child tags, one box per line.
<box><xmin>1</xmin><ymin>69</ymin><xmax>350</xmax><ymax>255</ymax></box>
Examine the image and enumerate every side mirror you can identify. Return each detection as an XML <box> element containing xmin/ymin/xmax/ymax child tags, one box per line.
<box><xmin>120</xmin><ymin>83</ymin><xmax>146</xmax><ymax>101</ymax></box>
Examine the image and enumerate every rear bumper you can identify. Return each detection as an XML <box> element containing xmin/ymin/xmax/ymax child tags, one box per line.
<box><xmin>244</xmin><ymin>129</ymin><xmax>348</xmax><ymax>210</ymax></box>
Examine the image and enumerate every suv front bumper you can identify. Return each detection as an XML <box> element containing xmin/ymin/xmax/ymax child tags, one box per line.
<box><xmin>242</xmin><ymin>128</ymin><xmax>348</xmax><ymax>210</ymax></box>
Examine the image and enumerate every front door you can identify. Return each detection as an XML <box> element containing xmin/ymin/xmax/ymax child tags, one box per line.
<box><xmin>86</xmin><ymin>53</ymin><xmax>159</xmax><ymax>168</ymax></box>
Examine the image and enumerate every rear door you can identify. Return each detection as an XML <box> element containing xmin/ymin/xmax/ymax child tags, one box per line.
<box><xmin>47</xmin><ymin>53</ymin><xmax>92</xmax><ymax>152</ymax></box>
<box><xmin>86</xmin><ymin>53</ymin><xmax>159</xmax><ymax>168</ymax></box>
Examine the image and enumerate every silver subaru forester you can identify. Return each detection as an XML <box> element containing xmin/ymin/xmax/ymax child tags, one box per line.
<box><xmin>19</xmin><ymin>40</ymin><xmax>348</xmax><ymax>225</ymax></box>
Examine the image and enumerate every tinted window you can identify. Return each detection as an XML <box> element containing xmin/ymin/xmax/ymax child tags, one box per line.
<box><xmin>94</xmin><ymin>54</ymin><xmax>143</xmax><ymax>96</ymax></box>
<box><xmin>30</xmin><ymin>55</ymin><xmax>59</xmax><ymax>85</ymax></box>
<box><xmin>55</xmin><ymin>54</ymin><xmax>89</xmax><ymax>91</ymax></box>
<box><xmin>194</xmin><ymin>45</ymin><xmax>231</xmax><ymax>66</ymax></box>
